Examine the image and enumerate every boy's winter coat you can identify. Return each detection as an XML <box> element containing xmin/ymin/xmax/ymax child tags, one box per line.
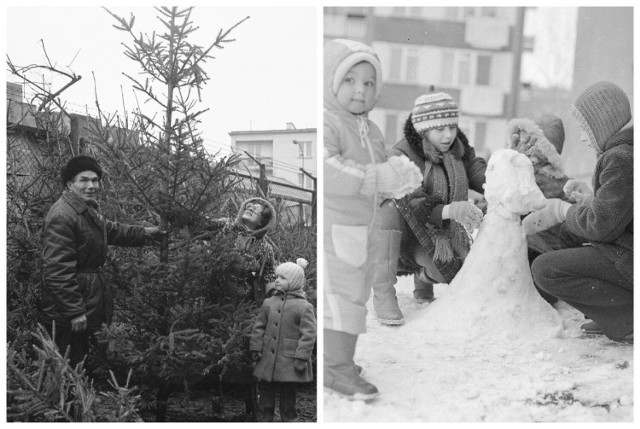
<box><xmin>41</xmin><ymin>191</ymin><xmax>147</xmax><ymax>329</ymax></box>
<box><xmin>250</xmin><ymin>289</ymin><xmax>317</xmax><ymax>383</ymax></box>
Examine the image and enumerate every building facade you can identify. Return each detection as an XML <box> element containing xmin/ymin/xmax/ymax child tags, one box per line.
<box><xmin>324</xmin><ymin>6</ymin><xmax>529</xmax><ymax>159</ymax></box>
<box><xmin>229</xmin><ymin>123</ymin><xmax>317</xmax><ymax>190</ymax></box>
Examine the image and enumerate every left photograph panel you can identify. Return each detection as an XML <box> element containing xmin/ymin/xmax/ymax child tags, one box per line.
<box><xmin>6</xmin><ymin>6</ymin><xmax>317</xmax><ymax>423</ymax></box>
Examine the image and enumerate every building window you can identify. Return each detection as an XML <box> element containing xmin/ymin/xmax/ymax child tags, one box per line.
<box><xmin>474</xmin><ymin>121</ymin><xmax>487</xmax><ymax>152</ymax></box>
<box><xmin>458</xmin><ymin>118</ymin><xmax>473</xmax><ymax>146</ymax></box>
<box><xmin>392</xmin><ymin>7</ymin><xmax>406</xmax><ymax>17</ymax></box>
<box><xmin>463</xmin><ymin>7</ymin><xmax>476</xmax><ymax>18</ymax></box>
<box><xmin>444</xmin><ymin>7</ymin><xmax>459</xmax><ymax>21</ymax></box>
<box><xmin>481</xmin><ymin>7</ymin><xmax>497</xmax><ymax>18</ymax></box>
<box><xmin>476</xmin><ymin>55</ymin><xmax>491</xmax><ymax>86</ymax></box>
<box><xmin>408</xmin><ymin>7</ymin><xmax>422</xmax><ymax>18</ymax></box>
<box><xmin>458</xmin><ymin>53</ymin><xmax>472</xmax><ymax>85</ymax></box>
<box><xmin>298</xmin><ymin>172</ymin><xmax>313</xmax><ymax>189</ymax></box>
<box><xmin>441</xmin><ymin>51</ymin><xmax>485</xmax><ymax>87</ymax></box>
<box><xmin>294</xmin><ymin>140</ymin><xmax>312</xmax><ymax>158</ymax></box>
<box><xmin>389</xmin><ymin>47</ymin><xmax>402</xmax><ymax>81</ymax></box>
<box><xmin>384</xmin><ymin>113</ymin><xmax>398</xmax><ymax>147</ymax></box>
<box><xmin>441</xmin><ymin>51</ymin><xmax>454</xmax><ymax>85</ymax></box>
<box><xmin>237</xmin><ymin>141</ymin><xmax>262</xmax><ymax>158</ymax></box>
<box><xmin>405</xmin><ymin>49</ymin><xmax>419</xmax><ymax>83</ymax></box>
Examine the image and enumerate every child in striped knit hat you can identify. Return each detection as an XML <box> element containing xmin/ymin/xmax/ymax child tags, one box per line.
<box><xmin>385</xmin><ymin>91</ymin><xmax>488</xmax><ymax>307</ymax></box>
<box><xmin>250</xmin><ymin>258</ymin><xmax>316</xmax><ymax>421</ymax></box>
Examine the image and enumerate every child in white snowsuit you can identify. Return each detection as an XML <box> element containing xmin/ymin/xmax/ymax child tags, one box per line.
<box><xmin>323</xmin><ymin>39</ymin><xmax>421</xmax><ymax>400</ymax></box>
<box><xmin>250</xmin><ymin>259</ymin><xmax>316</xmax><ymax>422</ymax></box>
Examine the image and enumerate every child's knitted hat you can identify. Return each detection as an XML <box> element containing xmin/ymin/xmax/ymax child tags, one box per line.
<box><xmin>411</xmin><ymin>92</ymin><xmax>459</xmax><ymax>135</ymax></box>
<box><xmin>571</xmin><ymin>81</ymin><xmax>631</xmax><ymax>152</ymax></box>
<box><xmin>535</xmin><ymin>114</ymin><xmax>565</xmax><ymax>154</ymax></box>
<box><xmin>276</xmin><ymin>258</ymin><xmax>308</xmax><ymax>291</ymax></box>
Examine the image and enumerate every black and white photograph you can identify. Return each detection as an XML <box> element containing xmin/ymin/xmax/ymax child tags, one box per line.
<box><xmin>5</xmin><ymin>6</ymin><xmax>317</xmax><ymax>422</ymax></box>
<box><xmin>322</xmin><ymin>5</ymin><xmax>633</xmax><ymax>422</ymax></box>
<box><xmin>3</xmin><ymin>2</ymin><xmax>636</xmax><ymax>426</ymax></box>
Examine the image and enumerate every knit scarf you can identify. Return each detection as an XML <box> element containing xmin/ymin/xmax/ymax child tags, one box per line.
<box><xmin>421</xmin><ymin>139</ymin><xmax>470</xmax><ymax>263</ymax></box>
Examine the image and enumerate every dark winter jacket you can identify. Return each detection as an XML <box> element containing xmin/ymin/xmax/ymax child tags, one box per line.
<box><xmin>207</xmin><ymin>197</ymin><xmax>277</xmax><ymax>301</ymax></box>
<box><xmin>41</xmin><ymin>191</ymin><xmax>147</xmax><ymax>329</ymax></box>
<box><xmin>250</xmin><ymin>289</ymin><xmax>317</xmax><ymax>383</ymax></box>
<box><xmin>390</xmin><ymin>116</ymin><xmax>486</xmax><ymax>281</ymax></box>
<box><xmin>391</xmin><ymin>116</ymin><xmax>487</xmax><ymax>228</ymax></box>
<box><xmin>561</xmin><ymin>126</ymin><xmax>633</xmax><ymax>283</ymax></box>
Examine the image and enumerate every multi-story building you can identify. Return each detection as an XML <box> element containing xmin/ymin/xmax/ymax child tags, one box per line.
<box><xmin>229</xmin><ymin>123</ymin><xmax>317</xmax><ymax>190</ymax></box>
<box><xmin>324</xmin><ymin>6</ymin><xmax>529</xmax><ymax>159</ymax></box>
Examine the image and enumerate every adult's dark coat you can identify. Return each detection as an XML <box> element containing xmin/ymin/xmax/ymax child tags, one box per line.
<box><xmin>41</xmin><ymin>191</ymin><xmax>147</xmax><ymax>330</ymax></box>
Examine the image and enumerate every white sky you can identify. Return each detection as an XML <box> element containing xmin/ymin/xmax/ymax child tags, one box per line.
<box><xmin>5</xmin><ymin>6</ymin><xmax>317</xmax><ymax>156</ymax></box>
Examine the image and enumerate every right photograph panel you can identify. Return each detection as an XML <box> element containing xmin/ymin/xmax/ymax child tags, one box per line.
<box><xmin>322</xmin><ymin>6</ymin><xmax>633</xmax><ymax>422</ymax></box>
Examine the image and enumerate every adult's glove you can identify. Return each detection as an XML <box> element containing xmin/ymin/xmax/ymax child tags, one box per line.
<box><xmin>375</xmin><ymin>156</ymin><xmax>423</xmax><ymax>199</ymax></box>
<box><xmin>293</xmin><ymin>358</ymin><xmax>308</xmax><ymax>372</ymax></box>
<box><xmin>446</xmin><ymin>201</ymin><xmax>483</xmax><ymax>231</ymax></box>
<box><xmin>522</xmin><ymin>198</ymin><xmax>571</xmax><ymax>235</ymax></box>
<box><xmin>563</xmin><ymin>179</ymin><xmax>593</xmax><ymax>204</ymax></box>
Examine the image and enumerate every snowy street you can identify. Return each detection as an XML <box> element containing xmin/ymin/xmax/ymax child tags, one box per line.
<box><xmin>324</xmin><ymin>275</ymin><xmax>633</xmax><ymax>422</ymax></box>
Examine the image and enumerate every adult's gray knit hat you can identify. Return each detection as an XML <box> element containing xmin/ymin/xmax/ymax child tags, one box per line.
<box><xmin>571</xmin><ymin>81</ymin><xmax>631</xmax><ymax>152</ymax></box>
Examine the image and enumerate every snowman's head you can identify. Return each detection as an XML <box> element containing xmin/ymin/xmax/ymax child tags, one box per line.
<box><xmin>484</xmin><ymin>149</ymin><xmax>546</xmax><ymax>216</ymax></box>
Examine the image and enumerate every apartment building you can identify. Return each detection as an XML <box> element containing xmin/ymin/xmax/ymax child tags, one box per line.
<box><xmin>229</xmin><ymin>123</ymin><xmax>317</xmax><ymax>190</ymax></box>
<box><xmin>324</xmin><ymin>6</ymin><xmax>529</xmax><ymax>159</ymax></box>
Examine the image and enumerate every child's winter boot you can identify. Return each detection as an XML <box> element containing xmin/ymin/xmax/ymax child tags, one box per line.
<box><xmin>413</xmin><ymin>270</ymin><xmax>435</xmax><ymax>303</ymax></box>
<box><xmin>371</xmin><ymin>229</ymin><xmax>404</xmax><ymax>325</ymax></box>
<box><xmin>324</xmin><ymin>329</ymin><xmax>379</xmax><ymax>401</ymax></box>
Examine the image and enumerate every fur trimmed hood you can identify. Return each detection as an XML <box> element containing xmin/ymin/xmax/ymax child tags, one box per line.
<box><xmin>234</xmin><ymin>197</ymin><xmax>276</xmax><ymax>239</ymax></box>
<box><xmin>506</xmin><ymin>118</ymin><xmax>566</xmax><ymax>179</ymax></box>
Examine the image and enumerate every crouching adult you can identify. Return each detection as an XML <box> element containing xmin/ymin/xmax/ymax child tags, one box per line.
<box><xmin>524</xmin><ymin>81</ymin><xmax>633</xmax><ymax>343</ymax></box>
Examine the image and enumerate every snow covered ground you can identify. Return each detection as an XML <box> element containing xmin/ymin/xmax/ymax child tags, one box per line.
<box><xmin>323</xmin><ymin>275</ymin><xmax>634</xmax><ymax>422</ymax></box>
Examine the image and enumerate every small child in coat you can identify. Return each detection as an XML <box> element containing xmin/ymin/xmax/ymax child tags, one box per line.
<box><xmin>324</xmin><ymin>38</ymin><xmax>422</xmax><ymax>401</ymax></box>
<box><xmin>249</xmin><ymin>258</ymin><xmax>316</xmax><ymax>422</ymax></box>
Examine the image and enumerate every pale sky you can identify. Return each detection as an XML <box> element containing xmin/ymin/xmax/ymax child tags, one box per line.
<box><xmin>6</xmin><ymin>6</ymin><xmax>317</xmax><ymax>157</ymax></box>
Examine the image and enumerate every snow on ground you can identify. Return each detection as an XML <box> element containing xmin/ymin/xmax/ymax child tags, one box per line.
<box><xmin>323</xmin><ymin>275</ymin><xmax>633</xmax><ymax>422</ymax></box>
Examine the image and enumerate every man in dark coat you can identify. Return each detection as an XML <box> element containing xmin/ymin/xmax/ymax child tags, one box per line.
<box><xmin>525</xmin><ymin>81</ymin><xmax>633</xmax><ymax>343</ymax></box>
<box><xmin>41</xmin><ymin>155</ymin><xmax>162</xmax><ymax>367</ymax></box>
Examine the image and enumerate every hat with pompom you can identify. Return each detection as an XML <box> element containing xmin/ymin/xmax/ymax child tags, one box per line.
<box><xmin>61</xmin><ymin>155</ymin><xmax>103</xmax><ymax>185</ymax></box>
<box><xmin>275</xmin><ymin>258</ymin><xmax>308</xmax><ymax>291</ymax></box>
<box><xmin>411</xmin><ymin>92</ymin><xmax>459</xmax><ymax>135</ymax></box>
<box><xmin>571</xmin><ymin>81</ymin><xmax>631</xmax><ymax>152</ymax></box>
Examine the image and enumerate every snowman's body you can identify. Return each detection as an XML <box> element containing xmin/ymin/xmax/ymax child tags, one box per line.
<box><xmin>418</xmin><ymin>149</ymin><xmax>562</xmax><ymax>343</ymax></box>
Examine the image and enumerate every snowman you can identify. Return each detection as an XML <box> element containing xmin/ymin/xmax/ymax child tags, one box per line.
<box><xmin>417</xmin><ymin>149</ymin><xmax>563</xmax><ymax>343</ymax></box>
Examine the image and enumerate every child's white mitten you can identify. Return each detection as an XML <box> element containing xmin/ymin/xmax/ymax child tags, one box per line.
<box><xmin>563</xmin><ymin>179</ymin><xmax>593</xmax><ymax>204</ymax></box>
